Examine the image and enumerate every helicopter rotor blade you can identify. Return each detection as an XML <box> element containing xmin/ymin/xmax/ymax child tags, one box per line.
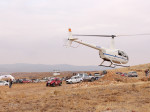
<box><xmin>117</xmin><ymin>34</ymin><xmax>150</xmax><ymax>37</ymax></box>
<box><xmin>73</xmin><ymin>34</ymin><xmax>150</xmax><ymax>37</ymax></box>
<box><xmin>73</xmin><ymin>34</ymin><xmax>116</xmax><ymax>38</ymax></box>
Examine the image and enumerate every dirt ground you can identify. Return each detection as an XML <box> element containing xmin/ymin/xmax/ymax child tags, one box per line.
<box><xmin>1</xmin><ymin>63</ymin><xmax>150</xmax><ymax>112</ymax></box>
<box><xmin>1</xmin><ymin>79</ymin><xmax>150</xmax><ymax>112</ymax></box>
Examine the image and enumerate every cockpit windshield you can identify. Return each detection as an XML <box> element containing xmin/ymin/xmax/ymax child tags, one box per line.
<box><xmin>118</xmin><ymin>50</ymin><xmax>129</xmax><ymax>60</ymax></box>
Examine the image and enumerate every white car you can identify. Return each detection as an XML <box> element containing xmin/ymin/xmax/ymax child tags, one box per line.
<box><xmin>33</xmin><ymin>79</ymin><xmax>41</xmax><ymax>83</ymax></box>
<box><xmin>66</xmin><ymin>76</ymin><xmax>83</xmax><ymax>84</ymax></box>
<box><xmin>0</xmin><ymin>81</ymin><xmax>9</xmax><ymax>86</ymax></box>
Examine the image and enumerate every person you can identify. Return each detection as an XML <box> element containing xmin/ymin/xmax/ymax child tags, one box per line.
<box><xmin>145</xmin><ymin>69</ymin><xmax>149</xmax><ymax>77</ymax></box>
<box><xmin>148</xmin><ymin>69</ymin><xmax>150</xmax><ymax>77</ymax></box>
<box><xmin>9</xmin><ymin>79</ymin><xmax>13</xmax><ymax>88</ymax></box>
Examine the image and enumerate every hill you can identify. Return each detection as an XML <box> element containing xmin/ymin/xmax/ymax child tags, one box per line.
<box><xmin>0</xmin><ymin>63</ymin><xmax>109</xmax><ymax>72</ymax></box>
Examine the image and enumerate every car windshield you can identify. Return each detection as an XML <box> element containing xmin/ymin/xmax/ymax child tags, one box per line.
<box><xmin>49</xmin><ymin>78</ymin><xmax>55</xmax><ymax>81</ymax></box>
<box><xmin>95</xmin><ymin>73</ymin><xmax>100</xmax><ymax>76</ymax></box>
<box><xmin>83</xmin><ymin>73</ymin><xmax>88</xmax><ymax>76</ymax></box>
<box><xmin>71</xmin><ymin>77</ymin><xmax>77</xmax><ymax>79</ymax></box>
<box><xmin>78</xmin><ymin>74</ymin><xmax>83</xmax><ymax>77</ymax></box>
<box><xmin>118</xmin><ymin>50</ymin><xmax>129</xmax><ymax>60</ymax></box>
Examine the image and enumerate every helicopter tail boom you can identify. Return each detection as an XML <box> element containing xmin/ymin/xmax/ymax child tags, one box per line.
<box><xmin>73</xmin><ymin>40</ymin><xmax>102</xmax><ymax>51</ymax></box>
<box><xmin>67</xmin><ymin>28</ymin><xmax>103</xmax><ymax>51</ymax></box>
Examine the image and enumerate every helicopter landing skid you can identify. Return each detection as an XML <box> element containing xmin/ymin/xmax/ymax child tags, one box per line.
<box><xmin>113</xmin><ymin>64</ymin><xmax>130</xmax><ymax>67</ymax></box>
<box><xmin>99</xmin><ymin>60</ymin><xmax>130</xmax><ymax>68</ymax></box>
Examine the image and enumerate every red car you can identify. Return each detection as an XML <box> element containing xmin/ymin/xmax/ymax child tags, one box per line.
<box><xmin>46</xmin><ymin>78</ymin><xmax>62</xmax><ymax>87</ymax></box>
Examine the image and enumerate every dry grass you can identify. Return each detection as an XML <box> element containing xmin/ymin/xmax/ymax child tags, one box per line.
<box><xmin>0</xmin><ymin>80</ymin><xmax>150</xmax><ymax>112</ymax></box>
<box><xmin>1</xmin><ymin>63</ymin><xmax>150</xmax><ymax>112</ymax></box>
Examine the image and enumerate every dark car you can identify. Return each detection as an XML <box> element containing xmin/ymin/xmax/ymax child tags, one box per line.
<box><xmin>116</xmin><ymin>72</ymin><xmax>123</xmax><ymax>76</ymax></box>
<box><xmin>46</xmin><ymin>78</ymin><xmax>62</xmax><ymax>87</ymax></box>
<box><xmin>102</xmin><ymin>70</ymin><xmax>107</xmax><ymax>75</ymax></box>
<box><xmin>116</xmin><ymin>72</ymin><xmax>127</xmax><ymax>76</ymax></box>
<box><xmin>128</xmin><ymin>71</ymin><xmax>138</xmax><ymax>77</ymax></box>
<box><xmin>116</xmin><ymin>72</ymin><xmax>122</xmax><ymax>75</ymax></box>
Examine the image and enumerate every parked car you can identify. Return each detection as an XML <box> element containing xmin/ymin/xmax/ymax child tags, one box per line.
<box><xmin>13</xmin><ymin>79</ymin><xmax>23</xmax><ymax>83</ymax></box>
<box><xmin>65</xmin><ymin>76</ymin><xmax>72</xmax><ymax>81</ymax></box>
<box><xmin>74</xmin><ymin>73</ymin><xmax>95</xmax><ymax>82</ymax></box>
<box><xmin>94</xmin><ymin>73</ymin><xmax>105</xmax><ymax>80</ymax></box>
<box><xmin>61</xmin><ymin>77</ymin><xmax>65</xmax><ymax>81</ymax></box>
<box><xmin>116</xmin><ymin>72</ymin><xmax>128</xmax><ymax>76</ymax></box>
<box><xmin>66</xmin><ymin>76</ymin><xmax>83</xmax><ymax>84</ymax></box>
<box><xmin>123</xmin><ymin>73</ymin><xmax>128</xmax><ymax>77</ymax></box>
<box><xmin>128</xmin><ymin>71</ymin><xmax>138</xmax><ymax>77</ymax></box>
<box><xmin>41</xmin><ymin>77</ymin><xmax>52</xmax><ymax>82</ymax></box>
<box><xmin>32</xmin><ymin>79</ymin><xmax>41</xmax><ymax>83</ymax></box>
<box><xmin>40</xmin><ymin>79</ymin><xmax>48</xmax><ymax>82</ymax></box>
<box><xmin>116</xmin><ymin>72</ymin><xmax>123</xmax><ymax>75</ymax></box>
<box><xmin>94</xmin><ymin>73</ymin><xmax>101</xmax><ymax>80</ymax></box>
<box><xmin>102</xmin><ymin>70</ymin><xmax>107</xmax><ymax>75</ymax></box>
<box><xmin>46</xmin><ymin>78</ymin><xmax>62</xmax><ymax>87</ymax></box>
<box><xmin>22</xmin><ymin>79</ymin><xmax>32</xmax><ymax>83</ymax></box>
<box><xmin>0</xmin><ymin>81</ymin><xmax>9</xmax><ymax>86</ymax></box>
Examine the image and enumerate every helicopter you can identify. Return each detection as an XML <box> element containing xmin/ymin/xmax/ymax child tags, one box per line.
<box><xmin>65</xmin><ymin>28</ymin><xmax>131</xmax><ymax>68</ymax></box>
<box><xmin>66</xmin><ymin>28</ymin><xmax>150</xmax><ymax>68</ymax></box>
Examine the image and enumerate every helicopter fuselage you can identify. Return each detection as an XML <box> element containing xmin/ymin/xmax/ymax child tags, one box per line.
<box><xmin>99</xmin><ymin>48</ymin><xmax>129</xmax><ymax>64</ymax></box>
<box><xmin>72</xmin><ymin>39</ymin><xmax>129</xmax><ymax>65</ymax></box>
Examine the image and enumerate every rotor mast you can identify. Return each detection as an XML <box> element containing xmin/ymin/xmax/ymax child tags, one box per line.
<box><xmin>110</xmin><ymin>35</ymin><xmax>116</xmax><ymax>49</ymax></box>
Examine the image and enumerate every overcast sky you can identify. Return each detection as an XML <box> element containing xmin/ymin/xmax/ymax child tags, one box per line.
<box><xmin>0</xmin><ymin>0</ymin><xmax>150</xmax><ymax>66</ymax></box>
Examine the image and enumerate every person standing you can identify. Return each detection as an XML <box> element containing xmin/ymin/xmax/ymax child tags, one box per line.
<box><xmin>148</xmin><ymin>69</ymin><xmax>150</xmax><ymax>77</ymax></box>
<box><xmin>9</xmin><ymin>79</ymin><xmax>13</xmax><ymax>88</ymax></box>
<box><xmin>145</xmin><ymin>69</ymin><xmax>149</xmax><ymax>77</ymax></box>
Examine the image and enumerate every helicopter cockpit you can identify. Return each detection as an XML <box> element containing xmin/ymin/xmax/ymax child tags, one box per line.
<box><xmin>118</xmin><ymin>50</ymin><xmax>129</xmax><ymax>60</ymax></box>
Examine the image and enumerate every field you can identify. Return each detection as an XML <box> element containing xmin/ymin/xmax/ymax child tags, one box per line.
<box><xmin>1</xmin><ymin>63</ymin><xmax>150</xmax><ymax>112</ymax></box>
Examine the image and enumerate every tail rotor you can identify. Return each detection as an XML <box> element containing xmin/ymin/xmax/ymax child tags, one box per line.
<box><xmin>64</xmin><ymin>28</ymin><xmax>78</xmax><ymax>47</ymax></box>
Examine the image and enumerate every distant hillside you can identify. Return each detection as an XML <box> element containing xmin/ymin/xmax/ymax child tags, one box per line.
<box><xmin>107</xmin><ymin>63</ymin><xmax>150</xmax><ymax>74</ymax></box>
<box><xmin>0</xmin><ymin>63</ymin><xmax>109</xmax><ymax>72</ymax></box>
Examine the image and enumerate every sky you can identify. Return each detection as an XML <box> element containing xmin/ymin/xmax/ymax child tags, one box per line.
<box><xmin>0</xmin><ymin>0</ymin><xmax>150</xmax><ymax>66</ymax></box>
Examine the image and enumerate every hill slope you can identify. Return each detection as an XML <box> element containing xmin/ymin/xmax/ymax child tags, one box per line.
<box><xmin>0</xmin><ymin>63</ymin><xmax>109</xmax><ymax>72</ymax></box>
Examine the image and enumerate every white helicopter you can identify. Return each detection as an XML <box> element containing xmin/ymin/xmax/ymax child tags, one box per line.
<box><xmin>66</xmin><ymin>28</ymin><xmax>130</xmax><ymax>68</ymax></box>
